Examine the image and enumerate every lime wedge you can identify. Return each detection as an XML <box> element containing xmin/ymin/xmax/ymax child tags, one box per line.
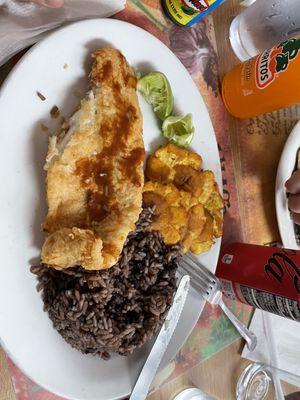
<box><xmin>137</xmin><ymin>72</ymin><xmax>174</xmax><ymax>120</ymax></box>
<box><xmin>162</xmin><ymin>114</ymin><xmax>195</xmax><ymax>148</ymax></box>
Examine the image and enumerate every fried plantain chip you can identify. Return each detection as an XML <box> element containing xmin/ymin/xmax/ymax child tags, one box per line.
<box><xmin>144</xmin><ymin>144</ymin><xmax>223</xmax><ymax>255</ymax></box>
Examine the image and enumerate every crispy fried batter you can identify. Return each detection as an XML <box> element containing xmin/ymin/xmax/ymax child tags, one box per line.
<box><xmin>41</xmin><ymin>48</ymin><xmax>144</xmax><ymax>270</ymax></box>
<box><xmin>144</xmin><ymin>144</ymin><xmax>223</xmax><ymax>255</ymax></box>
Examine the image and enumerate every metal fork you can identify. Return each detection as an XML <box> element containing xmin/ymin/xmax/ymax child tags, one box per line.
<box><xmin>179</xmin><ymin>252</ymin><xmax>257</xmax><ymax>351</ymax></box>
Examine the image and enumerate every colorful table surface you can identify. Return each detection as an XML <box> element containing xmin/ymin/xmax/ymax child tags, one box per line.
<box><xmin>1</xmin><ymin>0</ymin><xmax>300</xmax><ymax>399</ymax></box>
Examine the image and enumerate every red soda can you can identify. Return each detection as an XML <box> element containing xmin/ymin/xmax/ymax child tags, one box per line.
<box><xmin>216</xmin><ymin>243</ymin><xmax>300</xmax><ymax>321</ymax></box>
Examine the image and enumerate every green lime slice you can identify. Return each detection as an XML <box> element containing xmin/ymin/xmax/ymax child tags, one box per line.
<box><xmin>137</xmin><ymin>72</ymin><xmax>174</xmax><ymax>120</ymax></box>
<box><xmin>162</xmin><ymin>113</ymin><xmax>195</xmax><ymax>148</ymax></box>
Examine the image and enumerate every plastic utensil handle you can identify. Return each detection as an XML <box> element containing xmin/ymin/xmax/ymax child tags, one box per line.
<box><xmin>219</xmin><ymin>298</ymin><xmax>257</xmax><ymax>351</ymax></box>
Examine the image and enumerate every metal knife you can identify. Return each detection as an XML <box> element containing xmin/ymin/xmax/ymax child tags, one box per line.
<box><xmin>129</xmin><ymin>275</ymin><xmax>190</xmax><ymax>400</ymax></box>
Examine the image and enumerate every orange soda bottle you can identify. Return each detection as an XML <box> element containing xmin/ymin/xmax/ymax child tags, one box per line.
<box><xmin>222</xmin><ymin>36</ymin><xmax>300</xmax><ymax>119</ymax></box>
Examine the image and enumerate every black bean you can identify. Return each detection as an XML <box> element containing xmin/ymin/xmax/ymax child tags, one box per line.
<box><xmin>31</xmin><ymin>206</ymin><xmax>180</xmax><ymax>360</ymax></box>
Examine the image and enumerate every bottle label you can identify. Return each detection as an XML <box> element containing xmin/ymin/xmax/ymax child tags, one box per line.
<box><xmin>255</xmin><ymin>37</ymin><xmax>300</xmax><ymax>89</ymax></box>
<box><xmin>220</xmin><ymin>278</ymin><xmax>237</xmax><ymax>301</ymax></box>
<box><xmin>220</xmin><ymin>278</ymin><xmax>300</xmax><ymax>322</ymax></box>
<box><xmin>217</xmin><ymin>243</ymin><xmax>300</xmax><ymax>320</ymax></box>
<box><xmin>181</xmin><ymin>0</ymin><xmax>209</xmax><ymax>11</ymax></box>
<box><xmin>163</xmin><ymin>0</ymin><xmax>224</xmax><ymax>26</ymax></box>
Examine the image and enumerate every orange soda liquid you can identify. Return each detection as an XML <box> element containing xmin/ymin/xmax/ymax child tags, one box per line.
<box><xmin>222</xmin><ymin>36</ymin><xmax>300</xmax><ymax>119</ymax></box>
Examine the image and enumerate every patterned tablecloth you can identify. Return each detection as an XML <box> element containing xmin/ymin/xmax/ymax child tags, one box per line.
<box><xmin>3</xmin><ymin>0</ymin><xmax>300</xmax><ymax>399</ymax></box>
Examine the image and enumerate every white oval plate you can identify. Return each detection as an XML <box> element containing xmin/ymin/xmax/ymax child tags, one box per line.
<box><xmin>0</xmin><ymin>19</ymin><xmax>222</xmax><ymax>400</ymax></box>
<box><xmin>276</xmin><ymin>120</ymin><xmax>300</xmax><ymax>249</ymax></box>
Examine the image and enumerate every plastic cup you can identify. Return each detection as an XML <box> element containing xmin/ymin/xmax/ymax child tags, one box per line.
<box><xmin>230</xmin><ymin>0</ymin><xmax>300</xmax><ymax>61</ymax></box>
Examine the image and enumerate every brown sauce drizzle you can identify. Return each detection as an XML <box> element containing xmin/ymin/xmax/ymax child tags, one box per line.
<box><xmin>75</xmin><ymin>54</ymin><xmax>143</xmax><ymax>223</ymax></box>
<box><xmin>102</xmin><ymin>242</ymin><xmax>119</xmax><ymax>258</ymax></box>
<box><xmin>86</xmin><ymin>191</ymin><xmax>110</xmax><ymax>222</ymax></box>
<box><xmin>118</xmin><ymin>52</ymin><xmax>137</xmax><ymax>89</ymax></box>
<box><xmin>101</xmin><ymin>61</ymin><xmax>113</xmax><ymax>82</ymax></box>
<box><xmin>120</xmin><ymin>148</ymin><xmax>145</xmax><ymax>186</ymax></box>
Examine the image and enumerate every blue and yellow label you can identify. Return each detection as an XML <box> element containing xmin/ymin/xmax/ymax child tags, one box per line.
<box><xmin>163</xmin><ymin>0</ymin><xmax>225</xmax><ymax>26</ymax></box>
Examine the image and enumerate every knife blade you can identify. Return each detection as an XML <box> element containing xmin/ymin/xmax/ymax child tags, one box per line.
<box><xmin>129</xmin><ymin>275</ymin><xmax>190</xmax><ymax>400</ymax></box>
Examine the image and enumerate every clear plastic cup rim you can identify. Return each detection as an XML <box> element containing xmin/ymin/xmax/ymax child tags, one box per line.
<box><xmin>229</xmin><ymin>14</ymin><xmax>253</xmax><ymax>61</ymax></box>
<box><xmin>173</xmin><ymin>387</ymin><xmax>214</xmax><ymax>400</ymax></box>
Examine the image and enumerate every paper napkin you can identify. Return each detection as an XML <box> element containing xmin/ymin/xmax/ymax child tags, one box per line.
<box><xmin>0</xmin><ymin>0</ymin><xmax>126</xmax><ymax>66</ymax></box>
<box><xmin>242</xmin><ymin>310</ymin><xmax>300</xmax><ymax>388</ymax></box>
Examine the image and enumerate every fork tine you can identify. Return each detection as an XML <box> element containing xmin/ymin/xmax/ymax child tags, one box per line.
<box><xmin>186</xmin><ymin>253</ymin><xmax>216</xmax><ymax>284</ymax></box>
<box><xmin>179</xmin><ymin>260</ymin><xmax>204</xmax><ymax>286</ymax></box>
<box><xmin>179</xmin><ymin>264</ymin><xmax>209</xmax><ymax>295</ymax></box>
<box><xmin>182</xmin><ymin>256</ymin><xmax>258</xmax><ymax>352</ymax></box>
<box><xmin>178</xmin><ymin>266</ymin><xmax>208</xmax><ymax>297</ymax></box>
<box><xmin>181</xmin><ymin>257</ymin><xmax>211</xmax><ymax>287</ymax></box>
<box><xmin>180</xmin><ymin>258</ymin><xmax>210</xmax><ymax>291</ymax></box>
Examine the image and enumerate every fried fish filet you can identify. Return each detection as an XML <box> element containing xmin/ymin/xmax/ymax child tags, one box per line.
<box><xmin>41</xmin><ymin>48</ymin><xmax>144</xmax><ymax>270</ymax></box>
